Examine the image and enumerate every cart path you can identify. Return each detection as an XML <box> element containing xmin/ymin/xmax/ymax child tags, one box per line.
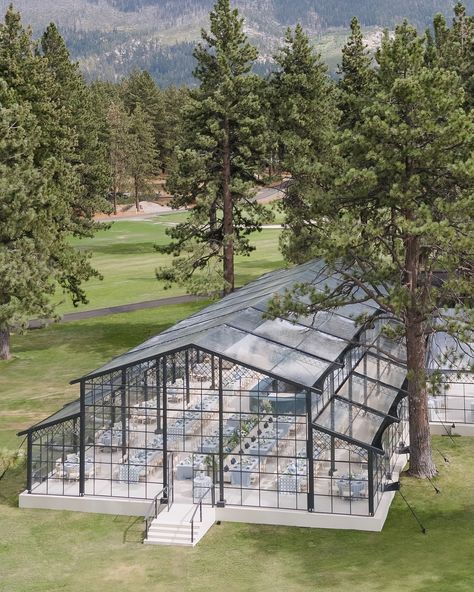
<box><xmin>28</xmin><ymin>294</ymin><xmax>207</xmax><ymax>329</ymax></box>
<box><xmin>97</xmin><ymin>182</ymin><xmax>289</xmax><ymax>221</ymax></box>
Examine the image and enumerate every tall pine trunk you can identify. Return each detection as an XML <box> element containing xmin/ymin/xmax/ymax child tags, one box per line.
<box><xmin>405</xmin><ymin>319</ymin><xmax>437</xmax><ymax>478</ymax></box>
<box><xmin>404</xmin><ymin>229</ymin><xmax>436</xmax><ymax>478</ymax></box>
<box><xmin>112</xmin><ymin>183</ymin><xmax>118</xmax><ymax>215</ymax></box>
<box><xmin>222</xmin><ymin>119</ymin><xmax>234</xmax><ymax>295</ymax></box>
<box><xmin>0</xmin><ymin>327</ymin><xmax>11</xmax><ymax>360</ymax></box>
<box><xmin>135</xmin><ymin>177</ymin><xmax>140</xmax><ymax>213</ymax></box>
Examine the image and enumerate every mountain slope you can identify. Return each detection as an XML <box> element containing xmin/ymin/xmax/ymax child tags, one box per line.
<box><xmin>3</xmin><ymin>0</ymin><xmax>473</xmax><ymax>85</ymax></box>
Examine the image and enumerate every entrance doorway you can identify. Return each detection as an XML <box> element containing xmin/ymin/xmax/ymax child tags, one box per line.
<box><xmin>171</xmin><ymin>452</ymin><xmax>216</xmax><ymax>505</ymax></box>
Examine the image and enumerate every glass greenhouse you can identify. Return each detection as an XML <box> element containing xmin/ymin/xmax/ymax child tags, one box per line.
<box><xmin>20</xmin><ymin>260</ymin><xmax>413</xmax><ymax>522</ymax></box>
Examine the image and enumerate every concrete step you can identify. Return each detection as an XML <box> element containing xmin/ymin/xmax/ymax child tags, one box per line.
<box><xmin>145</xmin><ymin>536</ymin><xmax>196</xmax><ymax>547</ymax></box>
<box><xmin>148</xmin><ymin>525</ymin><xmax>203</xmax><ymax>534</ymax></box>
<box><xmin>144</xmin><ymin>503</ymin><xmax>216</xmax><ymax>547</ymax></box>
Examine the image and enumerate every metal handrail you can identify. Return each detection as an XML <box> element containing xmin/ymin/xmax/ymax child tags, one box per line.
<box><xmin>144</xmin><ymin>486</ymin><xmax>168</xmax><ymax>540</ymax></box>
<box><xmin>189</xmin><ymin>485</ymin><xmax>215</xmax><ymax>544</ymax></box>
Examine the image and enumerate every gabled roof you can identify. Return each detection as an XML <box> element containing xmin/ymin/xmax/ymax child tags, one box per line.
<box><xmin>74</xmin><ymin>259</ymin><xmax>379</xmax><ymax>388</ymax></box>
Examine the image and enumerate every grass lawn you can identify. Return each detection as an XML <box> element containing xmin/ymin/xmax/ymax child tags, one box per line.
<box><xmin>0</xmin><ymin>436</ymin><xmax>473</xmax><ymax>592</ymax></box>
<box><xmin>55</xmin><ymin>214</ymin><xmax>283</xmax><ymax>315</ymax></box>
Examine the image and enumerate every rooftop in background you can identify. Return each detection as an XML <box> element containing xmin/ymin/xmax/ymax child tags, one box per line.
<box><xmin>428</xmin><ymin>330</ymin><xmax>474</xmax><ymax>373</ymax></box>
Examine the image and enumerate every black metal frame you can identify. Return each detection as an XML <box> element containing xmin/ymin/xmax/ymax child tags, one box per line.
<box><xmin>22</xmin><ymin>311</ymin><xmax>415</xmax><ymax>520</ymax></box>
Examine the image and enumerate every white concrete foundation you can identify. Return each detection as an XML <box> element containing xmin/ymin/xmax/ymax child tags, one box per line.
<box><xmin>19</xmin><ymin>488</ymin><xmax>392</xmax><ymax>531</ymax></box>
<box><xmin>19</xmin><ymin>491</ymin><xmax>150</xmax><ymax>516</ymax></box>
<box><xmin>19</xmin><ymin>452</ymin><xmax>409</xmax><ymax>533</ymax></box>
<box><xmin>216</xmin><ymin>496</ymin><xmax>391</xmax><ymax>532</ymax></box>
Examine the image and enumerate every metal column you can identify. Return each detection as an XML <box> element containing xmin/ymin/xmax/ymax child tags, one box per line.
<box><xmin>79</xmin><ymin>380</ymin><xmax>86</xmax><ymax>496</ymax></box>
<box><xmin>26</xmin><ymin>432</ymin><xmax>33</xmax><ymax>493</ymax></box>
<box><xmin>368</xmin><ymin>450</ymin><xmax>375</xmax><ymax>516</ymax></box>
<box><xmin>162</xmin><ymin>356</ymin><xmax>168</xmax><ymax>496</ymax></box>
<box><xmin>185</xmin><ymin>350</ymin><xmax>190</xmax><ymax>404</ymax></box>
<box><xmin>155</xmin><ymin>358</ymin><xmax>162</xmax><ymax>433</ymax></box>
<box><xmin>306</xmin><ymin>390</ymin><xmax>314</xmax><ymax>512</ymax></box>
<box><xmin>218</xmin><ymin>357</ymin><xmax>225</xmax><ymax>506</ymax></box>
<box><xmin>121</xmin><ymin>368</ymin><xmax>127</xmax><ymax>458</ymax></box>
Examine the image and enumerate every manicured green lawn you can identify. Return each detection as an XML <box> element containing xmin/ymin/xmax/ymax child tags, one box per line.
<box><xmin>55</xmin><ymin>215</ymin><xmax>283</xmax><ymax>314</ymax></box>
<box><xmin>1</xmin><ymin>437</ymin><xmax>473</xmax><ymax>592</ymax></box>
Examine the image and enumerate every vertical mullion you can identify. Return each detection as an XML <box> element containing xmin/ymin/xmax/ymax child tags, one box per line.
<box><xmin>368</xmin><ymin>450</ymin><xmax>374</xmax><ymax>516</ymax></box>
<box><xmin>79</xmin><ymin>380</ymin><xmax>86</xmax><ymax>496</ymax></box>
<box><xmin>155</xmin><ymin>358</ymin><xmax>161</xmax><ymax>432</ymax></box>
<box><xmin>306</xmin><ymin>391</ymin><xmax>314</xmax><ymax>511</ymax></box>
<box><xmin>218</xmin><ymin>357</ymin><xmax>225</xmax><ymax>505</ymax></box>
<box><xmin>121</xmin><ymin>368</ymin><xmax>127</xmax><ymax>458</ymax></box>
<box><xmin>27</xmin><ymin>432</ymin><xmax>33</xmax><ymax>493</ymax></box>
<box><xmin>185</xmin><ymin>350</ymin><xmax>190</xmax><ymax>404</ymax></box>
<box><xmin>162</xmin><ymin>356</ymin><xmax>168</xmax><ymax>496</ymax></box>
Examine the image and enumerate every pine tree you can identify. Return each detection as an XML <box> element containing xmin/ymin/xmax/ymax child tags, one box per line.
<box><xmin>431</xmin><ymin>3</ymin><xmax>474</xmax><ymax>108</ymax></box>
<box><xmin>40</xmin><ymin>23</ymin><xmax>111</xmax><ymax>232</ymax></box>
<box><xmin>128</xmin><ymin>105</ymin><xmax>158</xmax><ymax>212</ymax></box>
<box><xmin>0</xmin><ymin>86</ymin><xmax>50</xmax><ymax>359</ymax></box>
<box><xmin>161</xmin><ymin>85</ymin><xmax>192</xmax><ymax>173</ymax></box>
<box><xmin>121</xmin><ymin>70</ymin><xmax>165</xmax><ymax>172</ymax></box>
<box><xmin>269</xmin><ymin>24</ymin><xmax>338</xmax><ymax>265</ymax></box>
<box><xmin>0</xmin><ymin>7</ymin><xmax>103</xmax><ymax>359</ymax></box>
<box><xmin>269</xmin><ymin>21</ymin><xmax>474</xmax><ymax>479</ymax></box>
<box><xmin>106</xmin><ymin>101</ymin><xmax>130</xmax><ymax>215</ymax></box>
<box><xmin>337</xmin><ymin>17</ymin><xmax>376</xmax><ymax>130</ymax></box>
<box><xmin>157</xmin><ymin>0</ymin><xmax>268</xmax><ymax>295</ymax></box>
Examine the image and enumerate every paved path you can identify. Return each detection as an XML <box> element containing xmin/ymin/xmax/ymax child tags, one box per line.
<box><xmin>28</xmin><ymin>294</ymin><xmax>207</xmax><ymax>329</ymax></box>
<box><xmin>97</xmin><ymin>182</ymin><xmax>289</xmax><ymax>222</ymax></box>
<box><xmin>28</xmin><ymin>182</ymin><xmax>289</xmax><ymax>328</ymax></box>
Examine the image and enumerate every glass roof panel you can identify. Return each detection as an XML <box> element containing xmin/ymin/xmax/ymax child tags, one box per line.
<box><xmin>227</xmin><ymin>307</ymin><xmax>266</xmax><ymax>332</ymax></box>
<box><xmin>354</xmin><ymin>354</ymin><xmax>407</xmax><ymax>392</ymax></box>
<box><xmin>337</xmin><ymin>374</ymin><xmax>399</xmax><ymax>414</ymax></box>
<box><xmin>295</xmin><ymin>310</ymin><xmax>358</xmax><ymax>340</ymax></box>
<box><xmin>377</xmin><ymin>334</ymin><xmax>407</xmax><ymax>363</ymax></box>
<box><xmin>24</xmin><ymin>400</ymin><xmax>81</xmax><ymax>433</ymax></box>
<box><xmin>314</xmin><ymin>398</ymin><xmax>384</xmax><ymax>446</ymax></box>
<box><xmin>254</xmin><ymin>319</ymin><xmax>314</xmax><ymax>348</ymax></box>
<box><xmin>330</xmin><ymin>302</ymin><xmax>378</xmax><ymax>319</ymax></box>
<box><xmin>272</xmin><ymin>350</ymin><xmax>330</xmax><ymax>387</ymax></box>
<box><xmin>298</xmin><ymin>330</ymin><xmax>348</xmax><ymax>360</ymax></box>
<box><xmin>223</xmin><ymin>333</ymin><xmax>289</xmax><ymax>375</ymax></box>
<box><xmin>195</xmin><ymin>325</ymin><xmax>247</xmax><ymax>352</ymax></box>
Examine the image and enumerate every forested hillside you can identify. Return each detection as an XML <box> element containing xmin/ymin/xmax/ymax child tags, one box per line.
<box><xmin>4</xmin><ymin>0</ymin><xmax>474</xmax><ymax>84</ymax></box>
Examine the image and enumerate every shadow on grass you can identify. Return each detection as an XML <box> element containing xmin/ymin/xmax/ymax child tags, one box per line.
<box><xmin>121</xmin><ymin>515</ymin><xmax>145</xmax><ymax>544</ymax></box>
<box><xmin>17</xmin><ymin>314</ymin><xmax>204</xmax><ymax>361</ymax></box>
<box><xmin>0</xmin><ymin>457</ymin><xmax>26</xmax><ymax>508</ymax></box>
<box><xmin>84</xmin><ymin>242</ymin><xmax>157</xmax><ymax>256</ymax></box>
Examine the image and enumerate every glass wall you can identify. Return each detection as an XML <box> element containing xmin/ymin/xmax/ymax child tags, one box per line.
<box><xmin>312</xmin><ymin>430</ymin><xmax>370</xmax><ymax>516</ymax></box>
<box><xmin>83</xmin><ymin>363</ymin><xmax>164</xmax><ymax>499</ymax></box>
<box><xmin>428</xmin><ymin>372</ymin><xmax>474</xmax><ymax>424</ymax></box>
<box><xmin>26</xmin><ymin>342</ymin><xmax>411</xmax><ymax>519</ymax></box>
<box><xmin>29</xmin><ymin>418</ymin><xmax>80</xmax><ymax>496</ymax></box>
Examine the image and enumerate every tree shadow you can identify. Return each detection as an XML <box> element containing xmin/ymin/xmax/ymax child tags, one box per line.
<box><xmin>0</xmin><ymin>454</ymin><xmax>26</xmax><ymax>508</ymax></box>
